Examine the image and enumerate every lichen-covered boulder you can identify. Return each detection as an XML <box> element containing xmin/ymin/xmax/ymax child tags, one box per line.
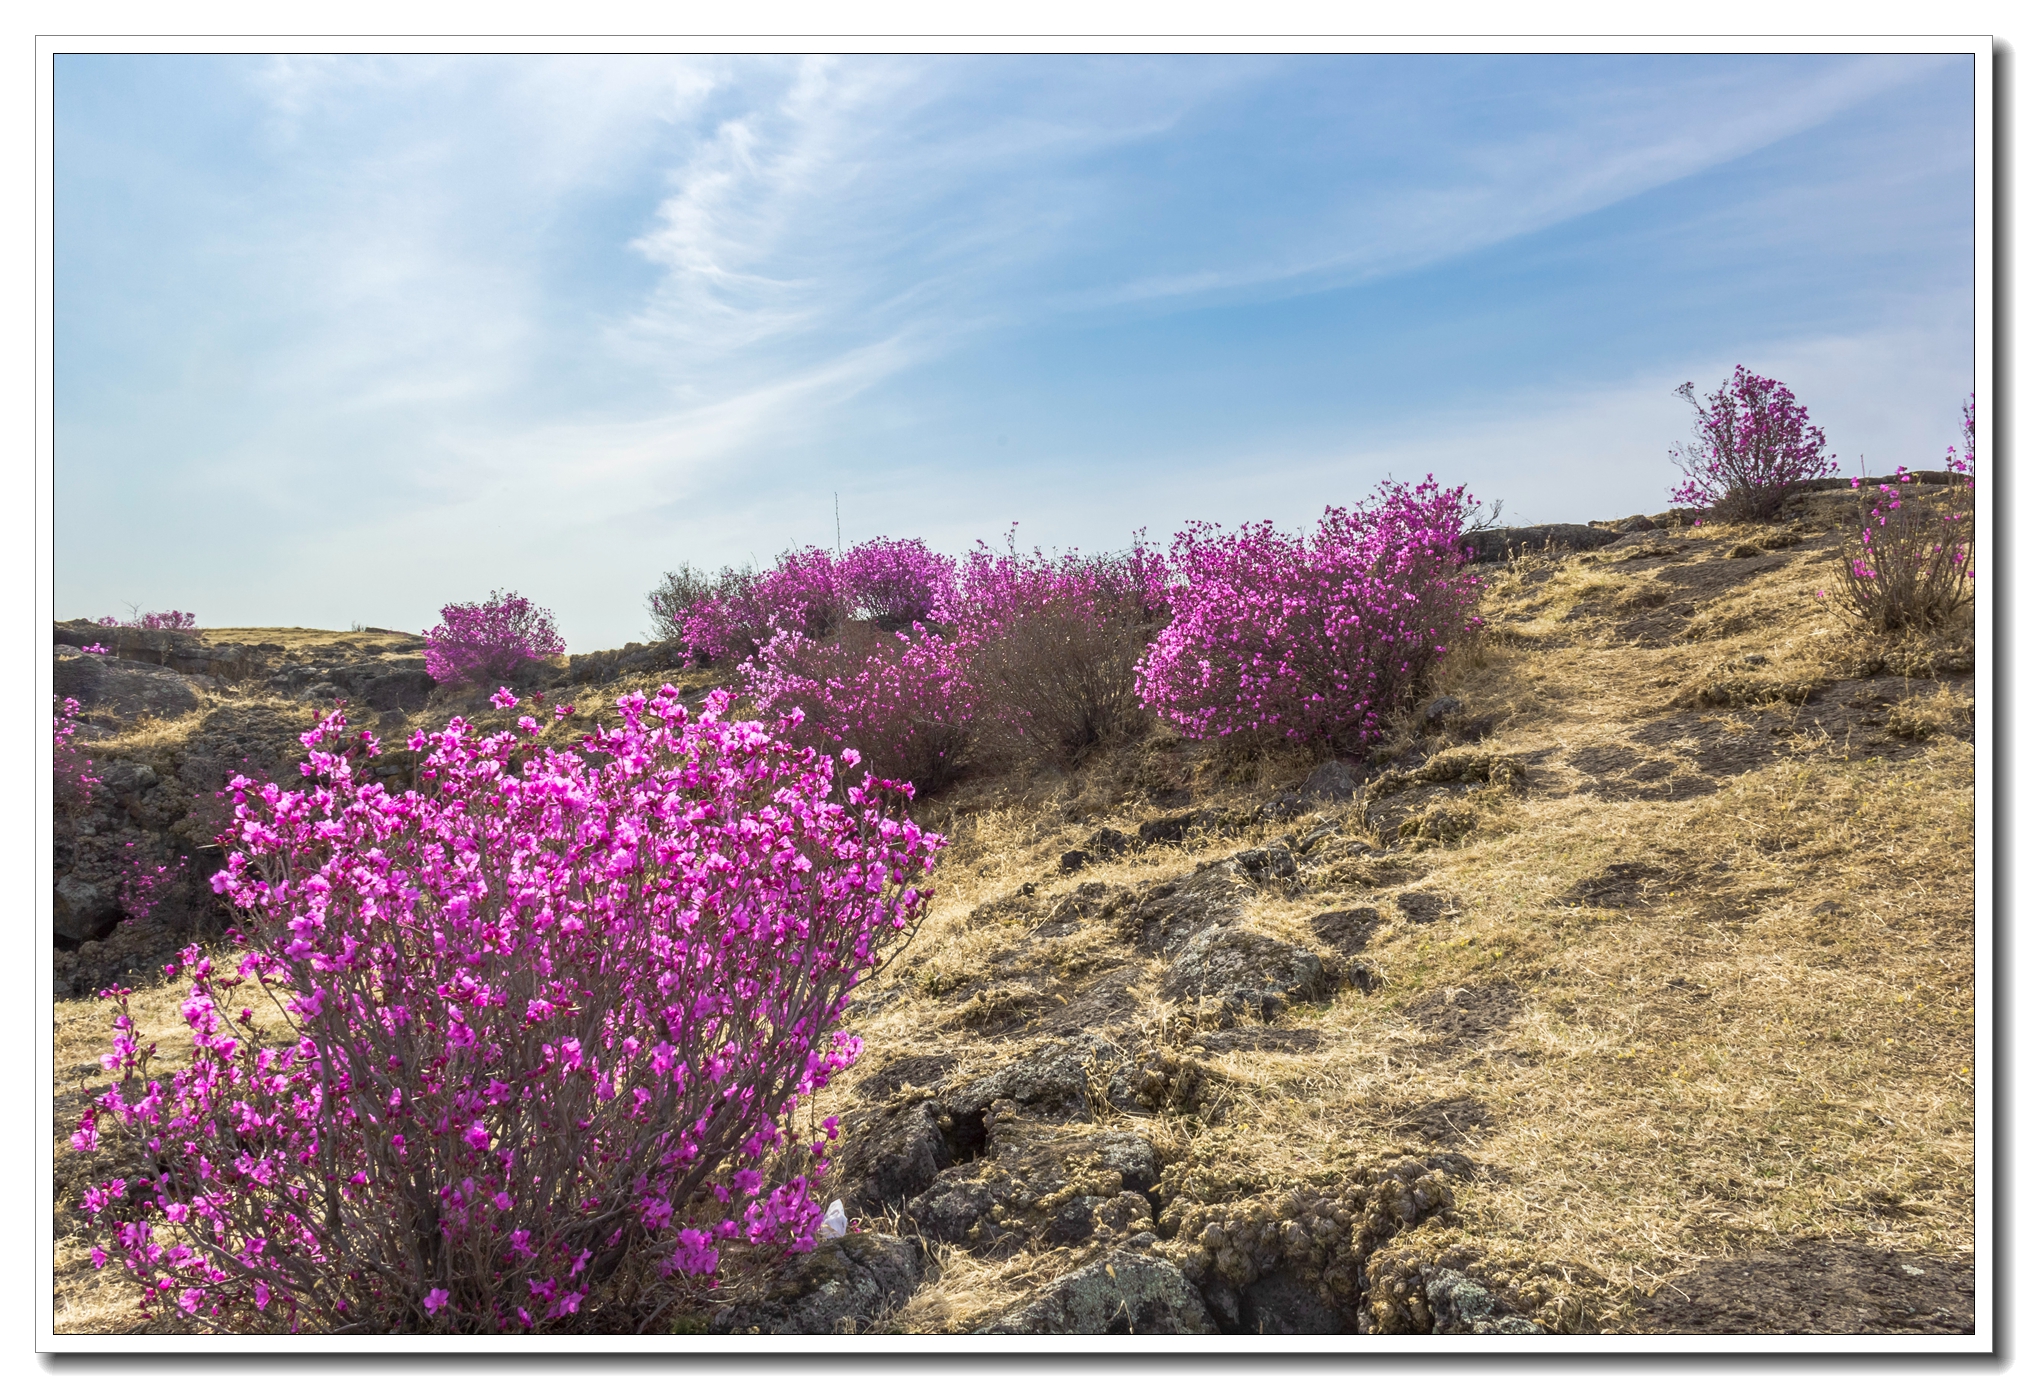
<box><xmin>945</xmin><ymin>1038</ymin><xmax>1142</xmax><ymax>1122</ymax></box>
<box><xmin>55</xmin><ymin>654</ymin><xmax>206</xmax><ymax>720</ymax></box>
<box><xmin>1124</xmin><ymin>860</ymin><xmax>1252</xmax><ymax>954</ymax></box>
<box><xmin>982</xmin><ymin>1253</ymin><xmax>1216</xmax><ymax>1334</ymax></box>
<box><xmin>1160</xmin><ymin>927</ymin><xmax>1331</xmax><ymax>1022</ymax></box>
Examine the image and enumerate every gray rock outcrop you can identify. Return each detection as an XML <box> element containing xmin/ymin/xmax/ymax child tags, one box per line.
<box><xmin>982</xmin><ymin>1253</ymin><xmax>1216</xmax><ymax>1334</ymax></box>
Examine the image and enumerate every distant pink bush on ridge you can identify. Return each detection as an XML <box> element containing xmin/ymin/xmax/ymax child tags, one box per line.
<box><xmin>95</xmin><ymin>610</ymin><xmax>197</xmax><ymax>630</ymax></box>
<box><xmin>424</xmin><ymin>591</ymin><xmax>564</xmax><ymax>685</ymax></box>
<box><xmin>1669</xmin><ymin>366</ymin><xmax>1836</xmax><ymax>520</ymax></box>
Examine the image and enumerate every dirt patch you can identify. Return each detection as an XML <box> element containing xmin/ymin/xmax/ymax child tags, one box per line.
<box><xmin>949</xmin><ymin>985</ymin><xmax>1052</xmax><ymax>1036</ymax></box>
<box><xmin>1401</xmin><ymin>982</ymin><xmax>1524</xmax><ymax>1050</ymax></box>
<box><xmin>1567</xmin><ymin>743</ymin><xmax>1718</xmax><ymax>801</ymax></box>
<box><xmin>1391</xmin><ymin>1095</ymin><xmax>1494</xmax><ymax>1144</ymax></box>
<box><xmin>1311</xmin><ymin>907</ymin><xmax>1383</xmax><ymax>953</ymax></box>
<box><xmin>1558</xmin><ymin>862</ymin><xmax>1671</xmax><ymax>910</ymax></box>
<box><xmin>1395</xmin><ymin>891</ymin><xmax>1457</xmax><ymax>925</ymax></box>
<box><xmin>1616</xmin><ymin>601</ymin><xmax>1700</xmax><ymax>648</ymax></box>
<box><xmin>1362</xmin><ymin>782</ymin><xmax>1470</xmax><ymax>841</ymax></box>
<box><xmin>1630</xmin><ymin>675</ymin><xmax>1973</xmax><ymax>780</ymax></box>
<box><xmin>1633</xmin><ymin>712</ymin><xmax>1788</xmax><ymax>780</ymax></box>
<box><xmin>1803</xmin><ymin>676</ymin><xmax>1976</xmax><ymax>756</ymax></box>
<box><xmin>1188</xmin><ymin>1027</ymin><xmax>1327</xmax><ymax>1056</ymax></box>
<box><xmin>1635</xmin><ymin>1241</ymin><xmax>1973</xmax><ymax>1335</ymax></box>
<box><xmin>1038</xmin><ymin>881</ymin><xmax>1134</xmax><ymax>937</ymax></box>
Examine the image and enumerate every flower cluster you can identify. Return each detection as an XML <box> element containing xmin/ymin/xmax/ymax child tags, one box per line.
<box><xmin>54</xmin><ymin>696</ymin><xmax>101</xmax><ymax>824</ymax></box>
<box><xmin>1943</xmin><ymin>394</ymin><xmax>1976</xmax><ymax>485</ymax></box>
<box><xmin>669</xmin><ymin>551</ymin><xmax>845</xmax><ymax>667</ymax></box>
<box><xmin>73</xmin><ymin>690</ymin><xmax>940</xmax><ymax>1332</ymax></box>
<box><xmin>1833</xmin><ymin>399</ymin><xmax>1975</xmax><ymax>634</ymax></box>
<box><xmin>423</xmin><ymin>591</ymin><xmax>565</xmax><ymax>686</ymax></box>
<box><xmin>1668</xmin><ymin>366</ymin><xmax>1836</xmax><ymax>521</ymax></box>
<box><xmin>676</xmin><ymin>487</ymin><xmax>1477</xmax><ymax>788</ymax></box>
<box><xmin>835</xmin><ymin>537</ymin><xmax>956</xmax><ymax>632</ymax></box>
<box><xmin>117</xmin><ymin>848</ymin><xmax>188</xmax><ymax>926</ymax></box>
<box><xmin>1135</xmin><ymin>477</ymin><xmax>1481</xmax><ymax>751</ymax></box>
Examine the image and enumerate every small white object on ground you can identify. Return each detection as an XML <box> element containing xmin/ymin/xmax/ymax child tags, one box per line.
<box><xmin>817</xmin><ymin>1200</ymin><xmax>848</xmax><ymax>1241</ymax></box>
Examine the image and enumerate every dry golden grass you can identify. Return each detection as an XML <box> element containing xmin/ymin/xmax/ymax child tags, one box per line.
<box><xmin>197</xmin><ymin>626</ymin><xmax>423</xmax><ymax>653</ymax></box>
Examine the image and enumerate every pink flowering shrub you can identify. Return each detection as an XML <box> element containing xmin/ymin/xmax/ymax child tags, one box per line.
<box><xmin>423</xmin><ymin>591</ymin><xmax>565</xmax><ymax>686</ymax></box>
<box><xmin>116</xmin><ymin>849</ymin><xmax>189</xmax><ymax>926</ymax></box>
<box><xmin>947</xmin><ymin>539</ymin><xmax>1168</xmax><ymax>768</ymax></box>
<box><xmin>1136</xmin><ymin>477</ymin><xmax>1481</xmax><ymax>751</ymax></box>
<box><xmin>72</xmin><ymin>688</ymin><xmax>940</xmax><ymax>1332</ymax></box>
<box><xmin>837</xmin><ymin>537</ymin><xmax>956</xmax><ymax>632</ymax></box>
<box><xmin>54</xmin><ymin>696</ymin><xmax>101</xmax><ymax>827</ymax></box>
<box><xmin>1669</xmin><ymin>366</ymin><xmax>1837</xmax><ymax>521</ymax></box>
<box><xmin>1834</xmin><ymin>399</ymin><xmax>1976</xmax><ymax>634</ymax></box>
<box><xmin>745</xmin><ymin>623</ymin><xmax>982</xmax><ymax>795</ymax></box>
<box><xmin>675</xmin><ymin>550</ymin><xmax>847</xmax><ymax>667</ymax></box>
<box><xmin>753</xmin><ymin>548</ymin><xmax>849</xmax><ymax>643</ymax></box>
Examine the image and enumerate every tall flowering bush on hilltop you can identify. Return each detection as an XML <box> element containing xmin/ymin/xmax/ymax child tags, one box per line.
<box><xmin>644</xmin><ymin>563</ymin><xmax>716</xmax><ymax>655</ymax></box>
<box><xmin>424</xmin><ymin>591</ymin><xmax>565</xmax><ymax>685</ymax></box>
<box><xmin>745</xmin><ymin>531</ymin><xmax>1171</xmax><ymax>787</ymax></box>
<box><xmin>1669</xmin><ymin>366</ymin><xmax>1836</xmax><ymax>521</ymax></box>
<box><xmin>837</xmin><ymin>537</ymin><xmax>956</xmax><ymax>631</ymax></box>
<box><xmin>1136</xmin><ymin>477</ymin><xmax>1480</xmax><ymax>751</ymax></box>
<box><xmin>1833</xmin><ymin>396</ymin><xmax>1976</xmax><ymax>634</ymax></box>
<box><xmin>1944</xmin><ymin>393</ymin><xmax>1977</xmax><ymax>480</ymax></box>
<box><xmin>71</xmin><ymin>688</ymin><xmax>940</xmax><ymax>1332</ymax></box>
<box><xmin>948</xmin><ymin>536</ymin><xmax>1169</xmax><ymax>768</ymax></box>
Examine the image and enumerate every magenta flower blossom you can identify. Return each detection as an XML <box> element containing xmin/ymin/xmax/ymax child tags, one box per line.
<box><xmin>836</xmin><ymin>536</ymin><xmax>957</xmax><ymax>631</ymax></box>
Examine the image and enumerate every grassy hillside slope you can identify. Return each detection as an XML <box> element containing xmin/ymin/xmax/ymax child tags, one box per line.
<box><xmin>51</xmin><ymin>488</ymin><xmax>1976</xmax><ymax>1336</ymax></box>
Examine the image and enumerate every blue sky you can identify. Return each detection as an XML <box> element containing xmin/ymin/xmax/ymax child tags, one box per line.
<box><xmin>55</xmin><ymin>52</ymin><xmax>1975</xmax><ymax>651</ymax></box>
